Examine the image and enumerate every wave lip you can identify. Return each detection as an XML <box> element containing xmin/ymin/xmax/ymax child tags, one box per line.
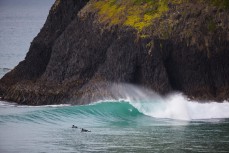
<box><xmin>107</xmin><ymin>83</ymin><xmax>229</xmax><ymax>121</ymax></box>
<box><xmin>128</xmin><ymin>93</ymin><xmax>229</xmax><ymax>121</ymax></box>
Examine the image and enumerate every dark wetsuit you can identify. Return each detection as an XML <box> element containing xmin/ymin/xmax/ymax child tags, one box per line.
<box><xmin>81</xmin><ymin>128</ymin><xmax>91</xmax><ymax>132</ymax></box>
<box><xmin>72</xmin><ymin>125</ymin><xmax>78</xmax><ymax>128</ymax></box>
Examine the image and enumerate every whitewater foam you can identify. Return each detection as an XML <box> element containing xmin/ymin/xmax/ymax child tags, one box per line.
<box><xmin>0</xmin><ymin>101</ymin><xmax>70</xmax><ymax>108</ymax></box>
<box><xmin>127</xmin><ymin>93</ymin><xmax>229</xmax><ymax>121</ymax></box>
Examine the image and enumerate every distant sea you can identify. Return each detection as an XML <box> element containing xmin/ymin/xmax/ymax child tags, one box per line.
<box><xmin>0</xmin><ymin>1</ymin><xmax>229</xmax><ymax>153</ymax></box>
<box><xmin>0</xmin><ymin>0</ymin><xmax>55</xmax><ymax>78</ymax></box>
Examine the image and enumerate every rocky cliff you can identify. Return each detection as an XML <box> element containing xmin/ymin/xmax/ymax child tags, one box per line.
<box><xmin>0</xmin><ymin>0</ymin><xmax>228</xmax><ymax>105</ymax></box>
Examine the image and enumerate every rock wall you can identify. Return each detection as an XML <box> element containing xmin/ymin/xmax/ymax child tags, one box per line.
<box><xmin>0</xmin><ymin>0</ymin><xmax>228</xmax><ymax>105</ymax></box>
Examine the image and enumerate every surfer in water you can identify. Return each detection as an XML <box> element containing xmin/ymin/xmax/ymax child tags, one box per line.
<box><xmin>81</xmin><ymin>128</ymin><xmax>91</xmax><ymax>132</ymax></box>
<box><xmin>72</xmin><ymin>125</ymin><xmax>78</xmax><ymax>128</ymax></box>
<box><xmin>72</xmin><ymin>125</ymin><xmax>91</xmax><ymax>132</ymax></box>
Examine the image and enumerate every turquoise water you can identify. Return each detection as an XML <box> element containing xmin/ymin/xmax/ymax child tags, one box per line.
<box><xmin>0</xmin><ymin>100</ymin><xmax>229</xmax><ymax>153</ymax></box>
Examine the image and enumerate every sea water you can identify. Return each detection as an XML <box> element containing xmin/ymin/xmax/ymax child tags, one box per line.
<box><xmin>0</xmin><ymin>0</ymin><xmax>55</xmax><ymax>77</ymax></box>
<box><xmin>0</xmin><ymin>98</ymin><xmax>229</xmax><ymax>153</ymax></box>
<box><xmin>0</xmin><ymin>1</ymin><xmax>229</xmax><ymax>153</ymax></box>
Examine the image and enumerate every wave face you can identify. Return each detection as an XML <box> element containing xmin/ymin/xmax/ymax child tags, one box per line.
<box><xmin>0</xmin><ymin>100</ymin><xmax>143</xmax><ymax>127</ymax></box>
<box><xmin>1</xmin><ymin>94</ymin><xmax>229</xmax><ymax>126</ymax></box>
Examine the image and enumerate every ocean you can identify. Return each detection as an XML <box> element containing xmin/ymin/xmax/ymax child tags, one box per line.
<box><xmin>0</xmin><ymin>1</ymin><xmax>229</xmax><ymax>153</ymax></box>
<box><xmin>0</xmin><ymin>0</ymin><xmax>55</xmax><ymax>77</ymax></box>
<box><xmin>1</xmin><ymin>97</ymin><xmax>229</xmax><ymax>153</ymax></box>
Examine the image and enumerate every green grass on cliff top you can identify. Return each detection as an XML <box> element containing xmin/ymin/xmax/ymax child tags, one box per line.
<box><xmin>94</xmin><ymin>0</ymin><xmax>177</xmax><ymax>32</ymax></box>
<box><xmin>93</xmin><ymin>0</ymin><xmax>228</xmax><ymax>32</ymax></box>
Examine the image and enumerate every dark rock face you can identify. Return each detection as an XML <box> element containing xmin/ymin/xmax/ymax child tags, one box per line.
<box><xmin>0</xmin><ymin>0</ymin><xmax>90</xmax><ymax>105</ymax></box>
<box><xmin>161</xmin><ymin>4</ymin><xmax>229</xmax><ymax>101</ymax></box>
<box><xmin>0</xmin><ymin>0</ymin><xmax>228</xmax><ymax>105</ymax></box>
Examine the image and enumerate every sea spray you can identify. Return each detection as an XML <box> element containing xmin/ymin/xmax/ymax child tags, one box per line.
<box><xmin>108</xmin><ymin>83</ymin><xmax>189</xmax><ymax>120</ymax></box>
<box><xmin>130</xmin><ymin>93</ymin><xmax>229</xmax><ymax>121</ymax></box>
<box><xmin>130</xmin><ymin>94</ymin><xmax>229</xmax><ymax>121</ymax></box>
<box><xmin>96</xmin><ymin>83</ymin><xmax>229</xmax><ymax>121</ymax></box>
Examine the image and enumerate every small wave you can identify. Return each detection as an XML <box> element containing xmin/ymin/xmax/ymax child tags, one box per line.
<box><xmin>0</xmin><ymin>101</ymin><xmax>70</xmax><ymax>108</ymax></box>
<box><xmin>0</xmin><ymin>101</ymin><xmax>17</xmax><ymax>107</ymax></box>
<box><xmin>0</xmin><ymin>67</ymin><xmax>11</xmax><ymax>78</ymax></box>
<box><xmin>16</xmin><ymin>104</ymin><xmax>71</xmax><ymax>108</ymax></box>
<box><xmin>0</xmin><ymin>67</ymin><xmax>11</xmax><ymax>72</ymax></box>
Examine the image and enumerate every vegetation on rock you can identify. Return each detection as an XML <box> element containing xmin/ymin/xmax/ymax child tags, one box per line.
<box><xmin>0</xmin><ymin>0</ymin><xmax>228</xmax><ymax>105</ymax></box>
<box><xmin>93</xmin><ymin>0</ymin><xmax>228</xmax><ymax>32</ymax></box>
<box><xmin>94</xmin><ymin>0</ymin><xmax>181</xmax><ymax>32</ymax></box>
